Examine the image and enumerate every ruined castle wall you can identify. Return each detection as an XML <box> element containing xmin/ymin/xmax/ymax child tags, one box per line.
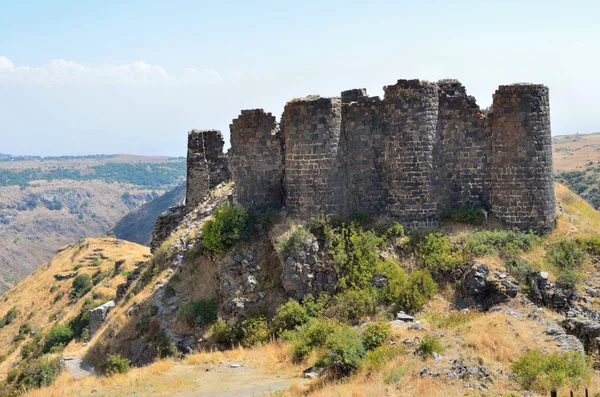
<box><xmin>229</xmin><ymin>109</ymin><xmax>284</xmax><ymax>211</ymax></box>
<box><xmin>341</xmin><ymin>90</ymin><xmax>386</xmax><ymax>216</ymax></box>
<box><xmin>283</xmin><ymin>97</ymin><xmax>345</xmax><ymax>217</ymax></box>
<box><xmin>382</xmin><ymin>80</ymin><xmax>440</xmax><ymax>228</ymax></box>
<box><xmin>435</xmin><ymin>80</ymin><xmax>490</xmax><ymax>211</ymax></box>
<box><xmin>186</xmin><ymin>130</ymin><xmax>229</xmax><ymax>208</ymax></box>
<box><xmin>490</xmin><ymin>84</ymin><xmax>555</xmax><ymax>232</ymax></box>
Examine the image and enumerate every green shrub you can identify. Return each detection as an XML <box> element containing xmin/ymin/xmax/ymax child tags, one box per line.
<box><xmin>19</xmin><ymin>357</ymin><xmax>62</xmax><ymax>389</ymax></box>
<box><xmin>102</xmin><ymin>354</ymin><xmax>131</xmax><ymax>375</ymax></box>
<box><xmin>91</xmin><ymin>258</ymin><xmax>102</xmax><ymax>267</ymax></box>
<box><xmin>545</xmin><ymin>239</ymin><xmax>585</xmax><ymax>270</ymax></box>
<box><xmin>465</xmin><ymin>229</ymin><xmax>540</xmax><ymax>259</ymax></box>
<box><xmin>202</xmin><ymin>203</ymin><xmax>248</xmax><ymax>252</ymax></box>
<box><xmin>576</xmin><ymin>235</ymin><xmax>600</xmax><ymax>256</ymax></box>
<box><xmin>362</xmin><ymin>322</ymin><xmax>391</xmax><ymax>351</ymax></box>
<box><xmin>276</xmin><ymin>226</ymin><xmax>313</xmax><ymax>257</ymax></box>
<box><xmin>69</xmin><ymin>299</ymin><xmax>107</xmax><ymax>340</ymax></box>
<box><xmin>164</xmin><ymin>283</ymin><xmax>176</xmax><ymax>299</ymax></box>
<box><xmin>301</xmin><ymin>294</ymin><xmax>329</xmax><ymax>318</ymax></box>
<box><xmin>385</xmin><ymin>222</ymin><xmax>405</xmax><ymax>238</ymax></box>
<box><xmin>292</xmin><ymin>342</ymin><xmax>313</xmax><ymax>362</ymax></box>
<box><xmin>322</xmin><ymin>221</ymin><xmax>385</xmax><ymax>289</ymax></box>
<box><xmin>510</xmin><ymin>350</ymin><xmax>590</xmax><ymax>393</ymax></box>
<box><xmin>374</xmin><ymin>259</ymin><xmax>407</xmax><ymax>304</ymax></box>
<box><xmin>398</xmin><ymin>270</ymin><xmax>438</xmax><ymax>313</ymax></box>
<box><xmin>20</xmin><ymin>340</ymin><xmax>37</xmax><ymax>359</ymax></box>
<box><xmin>42</xmin><ymin>324</ymin><xmax>73</xmax><ymax>354</ymax></box>
<box><xmin>271</xmin><ymin>299</ymin><xmax>310</xmax><ymax>334</ymax></box>
<box><xmin>0</xmin><ymin>307</ymin><xmax>17</xmax><ymax>328</ymax></box>
<box><xmin>441</xmin><ymin>208</ymin><xmax>485</xmax><ymax>225</ymax></box>
<box><xmin>71</xmin><ymin>273</ymin><xmax>92</xmax><ymax>298</ymax></box>
<box><xmin>365</xmin><ymin>345</ymin><xmax>402</xmax><ymax>373</ymax></box>
<box><xmin>328</xmin><ymin>288</ymin><xmax>377</xmax><ymax>324</ymax></box>
<box><xmin>283</xmin><ymin>318</ymin><xmax>341</xmax><ymax>359</ymax></box>
<box><xmin>418</xmin><ymin>334</ymin><xmax>444</xmax><ymax>358</ymax></box>
<box><xmin>316</xmin><ymin>327</ymin><xmax>366</xmax><ymax>377</ymax></box>
<box><xmin>383</xmin><ymin>366</ymin><xmax>406</xmax><ymax>385</ymax></box>
<box><xmin>505</xmin><ymin>257</ymin><xmax>537</xmax><ymax>283</ymax></box>
<box><xmin>73</xmin><ymin>264</ymin><xmax>84</xmax><ymax>271</ymax></box>
<box><xmin>234</xmin><ymin>316</ymin><xmax>270</xmax><ymax>348</ymax></box>
<box><xmin>556</xmin><ymin>269</ymin><xmax>582</xmax><ymax>290</ymax></box>
<box><xmin>153</xmin><ymin>330</ymin><xmax>181</xmax><ymax>359</ymax></box>
<box><xmin>416</xmin><ymin>233</ymin><xmax>464</xmax><ymax>272</ymax></box>
<box><xmin>211</xmin><ymin>319</ymin><xmax>231</xmax><ymax>345</ymax></box>
<box><xmin>178</xmin><ymin>298</ymin><xmax>218</xmax><ymax>326</ymax></box>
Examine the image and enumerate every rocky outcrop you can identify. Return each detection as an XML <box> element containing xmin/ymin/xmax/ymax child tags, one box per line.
<box><xmin>280</xmin><ymin>237</ymin><xmax>337</xmax><ymax>300</ymax></box>
<box><xmin>530</xmin><ymin>272</ymin><xmax>575</xmax><ymax>312</ymax></box>
<box><xmin>151</xmin><ymin>205</ymin><xmax>188</xmax><ymax>252</ymax></box>
<box><xmin>461</xmin><ymin>262</ymin><xmax>518</xmax><ymax>311</ymax></box>
<box><xmin>89</xmin><ymin>301</ymin><xmax>115</xmax><ymax>336</ymax></box>
<box><xmin>561</xmin><ymin>318</ymin><xmax>600</xmax><ymax>354</ymax></box>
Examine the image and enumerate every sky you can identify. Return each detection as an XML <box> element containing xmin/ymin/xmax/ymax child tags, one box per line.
<box><xmin>0</xmin><ymin>0</ymin><xmax>599</xmax><ymax>157</ymax></box>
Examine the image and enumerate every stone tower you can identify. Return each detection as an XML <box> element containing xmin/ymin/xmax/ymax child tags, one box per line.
<box><xmin>490</xmin><ymin>84</ymin><xmax>555</xmax><ymax>232</ymax></box>
<box><xmin>185</xmin><ymin>130</ymin><xmax>228</xmax><ymax>208</ymax></box>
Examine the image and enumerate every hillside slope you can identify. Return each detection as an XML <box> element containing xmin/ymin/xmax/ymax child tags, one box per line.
<box><xmin>109</xmin><ymin>184</ymin><xmax>186</xmax><ymax>246</ymax></box>
<box><xmin>5</xmin><ymin>182</ymin><xmax>600</xmax><ymax>397</ymax></box>
<box><xmin>0</xmin><ymin>155</ymin><xmax>185</xmax><ymax>293</ymax></box>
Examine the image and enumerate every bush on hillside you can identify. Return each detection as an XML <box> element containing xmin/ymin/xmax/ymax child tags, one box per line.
<box><xmin>576</xmin><ymin>235</ymin><xmax>600</xmax><ymax>256</ymax></box>
<box><xmin>316</xmin><ymin>327</ymin><xmax>366</xmax><ymax>377</ymax></box>
<box><xmin>301</xmin><ymin>293</ymin><xmax>329</xmax><ymax>318</ymax></box>
<box><xmin>234</xmin><ymin>316</ymin><xmax>270</xmax><ymax>348</ymax></box>
<box><xmin>398</xmin><ymin>269</ymin><xmax>438</xmax><ymax>313</ymax></box>
<box><xmin>71</xmin><ymin>273</ymin><xmax>92</xmax><ymax>298</ymax></box>
<box><xmin>202</xmin><ymin>203</ymin><xmax>248</xmax><ymax>252</ymax></box>
<box><xmin>361</xmin><ymin>322</ymin><xmax>391</xmax><ymax>351</ymax></box>
<box><xmin>0</xmin><ymin>307</ymin><xmax>18</xmax><ymax>328</ymax></box>
<box><xmin>545</xmin><ymin>239</ymin><xmax>585</xmax><ymax>270</ymax></box>
<box><xmin>510</xmin><ymin>350</ymin><xmax>590</xmax><ymax>393</ymax></box>
<box><xmin>385</xmin><ymin>221</ymin><xmax>405</xmax><ymax>238</ymax></box>
<box><xmin>42</xmin><ymin>324</ymin><xmax>73</xmax><ymax>354</ymax></box>
<box><xmin>418</xmin><ymin>334</ymin><xmax>444</xmax><ymax>358</ymax></box>
<box><xmin>416</xmin><ymin>233</ymin><xmax>464</xmax><ymax>272</ymax></box>
<box><xmin>178</xmin><ymin>298</ymin><xmax>218</xmax><ymax>326</ymax></box>
<box><xmin>275</xmin><ymin>226</ymin><xmax>313</xmax><ymax>257</ymax></box>
<box><xmin>327</xmin><ymin>288</ymin><xmax>378</xmax><ymax>324</ymax></box>
<box><xmin>18</xmin><ymin>357</ymin><xmax>62</xmax><ymax>389</ymax></box>
<box><xmin>465</xmin><ymin>229</ymin><xmax>539</xmax><ymax>258</ymax></box>
<box><xmin>374</xmin><ymin>259</ymin><xmax>408</xmax><ymax>304</ymax></box>
<box><xmin>102</xmin><ymin>354</ymin><xmax>131</xmax><ymax>375</ymax></box>
<box><xmin>556</xmin><ymin>269</ymin><xmax>582</xmax><ymax>290</ymax></box>
<box><xmin>211</xmin><ymin>319</ymin><xmax>231</xmax><ymax>345</ymax></box>
<box><xmin>271</xmin><ymin>299</ymin><xmax>310</xmax><ymax>334</ymax></box>
<box><xmin>283</xmin><ymin>318</ymin><xmax>341</xmax><ymax>362</ymax></box>
<box><xmin>321</xmin><ymin>221</ymin><xmax>385</xmax><ymax>289</ymax></box>
<box><xmin>441</xmin><ymin>208</ymin><xmax>485</xmax><ymax>225</ymax></box>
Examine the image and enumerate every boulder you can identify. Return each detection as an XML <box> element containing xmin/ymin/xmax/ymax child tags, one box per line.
<box><xmin>461</xmin><ymin>261</ymin><xmax>518</xmax><ymax>311</ymax></box>
<box><xmin>561</xmin><ymin>318</ymin><xmax>600</xmax><ymax>354</ymax></box>
<box><xmin>89</xmin><ymin>301</ymin><xmax>115</xmax><ymax>336</ymax></box>
<box><xmin>530</xmin><ymin>272</ymin><xmax>575</xmax><ymax>312</ymax></box>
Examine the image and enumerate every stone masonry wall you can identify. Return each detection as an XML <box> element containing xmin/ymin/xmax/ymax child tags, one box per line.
<box><xmin>435</xmin><ymin>80</ymin><xmax>491</xmax><ymax>211</ymax></box>
<box><xmin>341</xmin><ymin>89</ymin><xmax>386</xmax><ymax>216</ymax></box>
<box><xmin>229</xmin><ymin>109</ymin><xmax>284</xmax><ymax>211</ymax></box>
<box><xmin>490</xmin><ymin>84</ymin><xmax>555</xmax><ymax>232</ymax></box>
<box><xmin>211</xmin><ymin>78</ymin><xmax>555</xmax><ymax>233</ymax></box>
<box><xmin>382</xmin><ymin>80</ymin><xmax>440</xmax><ymax>228</ymax></box>
<box><xmin>282</xmin><ymin>97</ymin><xmax>345</xmax><ymax>217</ymax></box>
<box><xmin>186</xmin><ymin>130</ymin><xmax>229</xmax><ymax>208</ymax></box>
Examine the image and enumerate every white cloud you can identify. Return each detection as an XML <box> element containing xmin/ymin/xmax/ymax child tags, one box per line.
<box><xmin>0</xmin><ymin>56</ymin><xmax>219</xmax><ymax>86</ymax></box>
<box><xmin>183</xmin><ymin>67</ymin><xmax>222</xmax><ymax>84</ymax></box>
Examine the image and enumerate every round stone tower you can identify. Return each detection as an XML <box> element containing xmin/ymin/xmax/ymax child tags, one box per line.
<box><xmin>382</xmin><ymin>79</ymin><xmax>440</xmax><ymax>228</ymax></box>
<box><xmin>490</xmin><ymin>84</ymin><xmax>555</xmax><ymax>233</ymax></box>
<box><xmin>282</xmin><ymin>96</ymin><xmax>344</xmax><ymax>217</ymax></box>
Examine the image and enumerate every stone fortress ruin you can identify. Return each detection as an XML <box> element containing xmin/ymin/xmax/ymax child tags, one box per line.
<box><xmin>182</xmin><ymin>78</ymin><xmax>555</xmax><ymax>234</ymax></box>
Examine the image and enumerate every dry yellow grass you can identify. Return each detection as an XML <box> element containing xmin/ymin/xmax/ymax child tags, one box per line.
<box><xmin>0</xmin><ymin>238</ymin><xmax>149</xmax><ymax>377</ymax></box>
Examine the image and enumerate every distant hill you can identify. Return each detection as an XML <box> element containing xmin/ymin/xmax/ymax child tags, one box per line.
<box><xmin>110</xmin><ymin>184</ymin><xmax>186</xmax><ymax>246</ymax></box>
<box><xmin>0</xmin><ymin>155</ymin><xmax>185</xmax><ymax>293</ymax></box>
<box><xmin>553</xmin><ymin>132</ymin><xmax>600</xmax><ymax>209</ymax></box>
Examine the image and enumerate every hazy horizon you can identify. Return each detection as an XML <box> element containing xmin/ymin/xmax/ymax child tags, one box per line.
<box><xmin>2</xmin><ymin>0</ymin><xmax>599</xmax><ymax>157</ymax></box>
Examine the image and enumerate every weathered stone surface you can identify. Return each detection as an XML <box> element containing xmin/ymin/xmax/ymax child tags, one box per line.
<box><xmin>229</xmin><ymin>110</ymin><xmax>283</xmax><ymax>211</ymax></box>
<box><xmin>490</xmin><ymin>84</ymin><xmax>555</xmax><ymax>233</ymax></box>
<box><xmin>186</xmin><ymin>78</ymin><xmax>556</xmax><ymax>233</ymax></box>
<box><xmin>461</xmin><ymin>261</ymin><xmax>519</xmax><ymax>311</ymax></box>
<box><xmin>185</xmin><ymin>130</ymin><xmax>229</xmax><ymax>209</ymax></box>
<box><xmin>151</xmin><ymin>205</ymin><xmax>187</xmax><ymax>253</ymax></box>
<box><xmin>530</xmin><ymin>271</ymin><xmax>575</xmax><ymax>312</ymax></box>
<box><xmin>561</xmin><ymin>318</ymin><xmax>600</xmax><ymax>354</ymax></box>
<box><xmin>89</xmin><ymin>301</ymin><xmax>115</xmax><ymax>336</ymax></box>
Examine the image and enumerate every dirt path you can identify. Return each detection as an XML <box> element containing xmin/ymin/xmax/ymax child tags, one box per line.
<box><xmin>170</xmin><ymin>365</ymin><xmax>302</xmax><ymax>397</ymax></box>
<box><xmin>62</xmin><ymin>356</ymin><xmax>96</xmax><ymax>379</ymax></box>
